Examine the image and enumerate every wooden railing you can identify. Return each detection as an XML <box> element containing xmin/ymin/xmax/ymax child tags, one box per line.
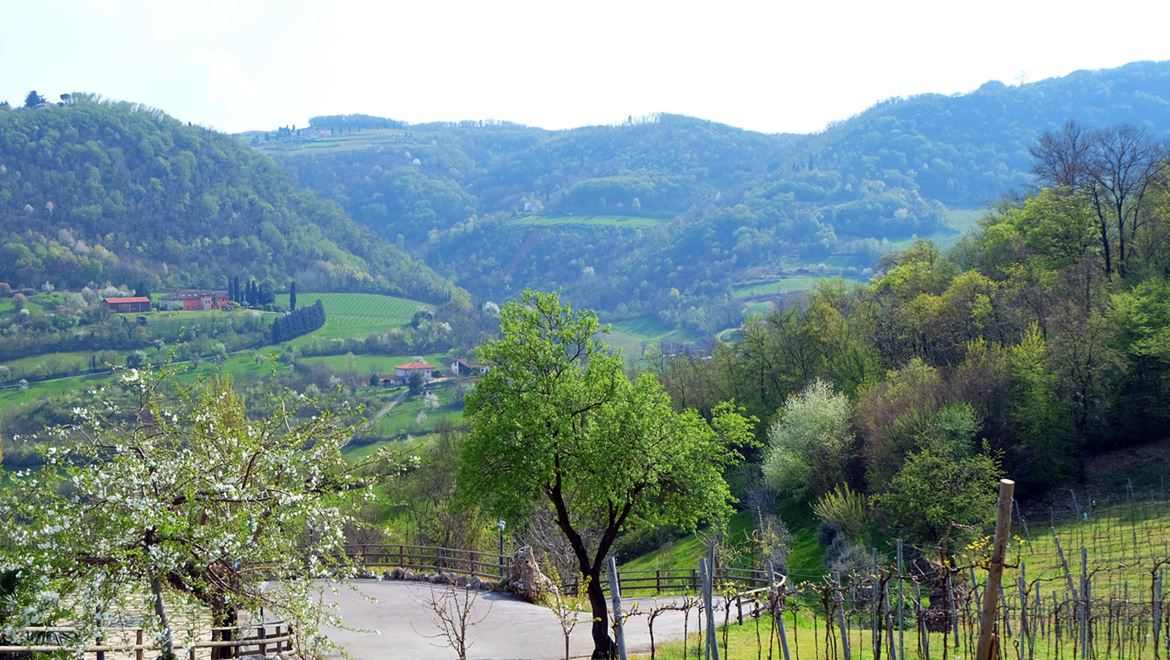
<box><xmin>344</xmin><ymin>543</ymin><xmax>785</xmax><ymax>603</ymax></box>
<box><xmin>0</xmin><ymin>620</ymin><xmax>292</xmax><ymax>659</ymax></box>
<box><xmin>345</xmin><ymin>543</ymin><xmax>505</xmax><ymax>578</ymax></box>
<box><xmin>566</xmin><ymin>565</ymin><xmax>777</xmax><ymax>596</ymax></box>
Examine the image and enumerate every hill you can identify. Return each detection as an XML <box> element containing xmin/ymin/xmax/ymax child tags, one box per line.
<box><xmin>0</xmin><ymin>95</ymin><xmax>455</xmax><ymax>303</ymax></box>
<box><xmin>253</xmin><ymin>61</ymin><xmax>1170</xmax><ymax>331</ymax></box>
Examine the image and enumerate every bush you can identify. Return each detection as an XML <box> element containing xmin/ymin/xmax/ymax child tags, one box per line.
<box><xmin>762</xmin><ymin>379</ymin><xmax>854</xmax><ymax>499</ymax></box>
<box><xmin>812</xmin><ymin>483</ymin><xmax>872</xmax><ymax>543</ymax></box>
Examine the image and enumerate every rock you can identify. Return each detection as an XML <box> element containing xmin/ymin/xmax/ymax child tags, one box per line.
<box><xmin>454</xmin><ymin>575</ymin><xmax>471</xmax><ymax>588</ymax></box>
<box><xmin>504</xmin><ymin>545</ymin><xmax>557</xmax><ymax>603</ymax></box>
<box><xmin>468</xmin><ymin>575</ymin><xmax>482</xmax><ymax>590</ymax></box>
<box><xmin>387</xmin><ymin>567</ymin><xmax>406</xmax><ymax>580</ymax></box>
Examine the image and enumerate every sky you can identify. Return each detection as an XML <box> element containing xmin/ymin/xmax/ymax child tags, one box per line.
<box><xmin>5</xmin><ymin>0</ymin><xmax>1170</xmax><ymax>135</ymax></box>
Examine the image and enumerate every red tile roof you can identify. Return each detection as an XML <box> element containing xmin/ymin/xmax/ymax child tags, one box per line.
<box><xmin>104</xmin><ymin>297</ymin><xmax>151</xmax><ymax>304</ymax></box>
<box><xmin>395</xmin><ymin>361</ymin><xmax>434</xmax><ymax>370</ymax></box>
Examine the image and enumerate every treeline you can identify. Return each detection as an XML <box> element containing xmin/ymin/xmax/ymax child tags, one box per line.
<box><xmin>653</xmin><ymin>124</ymin><xmax>1170</xmax><ymax>546</ymax></box>
<box><xmin>271</xmin><ymin>300</ymin><xmax>325</xmax><ymax>343</ymax></box>
<box><xmin>308</xmin><ymin>114</ymin><xmax>406</xmax><ymax>133</ymax></box>
<box><xmin>0</xmin><ymin>95</ymin><xmax>458</xmax><ymax>303</ymax></box>
<box><xmin>228</xmin><ymin>276</ymin><xmax>275</xmax><ymax>307</ymax></box>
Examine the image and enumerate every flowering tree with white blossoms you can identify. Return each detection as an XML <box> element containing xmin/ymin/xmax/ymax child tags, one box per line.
<box><xmin>0</xmin><ymin>369</ymin><xmax>374</xmax><ymax>659</ymax></box>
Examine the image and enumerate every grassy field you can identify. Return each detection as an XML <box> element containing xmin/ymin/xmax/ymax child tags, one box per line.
<box><xmin>366</xmin><ymin>379</ymin><xmax>465</xmax><ymax>438</ymax></box>
<box><xmin>621</xmin><ymin>499</ymin><xmax>825</xmax><ymax>580</ymax></box>
<box><xmin>734</xmin><ymin>277</ymin><xmax>828</xmax><ymax>298</ymax></box>
<box><xmin>603</xmin><ymin>317</ymin><xmax>701</xmax><ymax>359</ymax></box>
<box><xmin>508</xmin><ymin>214</ymin><xmax>668</xmax><ymax>228</ymax></box>
<box><xmin>274</xmin><ymin>292</ymin><xmax>423</xmax><ymax>342</ymax></box>
<box><xmin>300</xmin><ymin>352</ymin><xmax>447</xmax><ymax>378</ymax></box>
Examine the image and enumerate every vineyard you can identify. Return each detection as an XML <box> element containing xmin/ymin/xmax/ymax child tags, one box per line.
<box><xmin>274</xmin><ymin>292</ymin><xmax>423</xmax><ymax>340</ymax></box>
<box><xmin>638</xmin><ymin>491</ymin><xmax>1170</xmax><ymax>659</ymax></box>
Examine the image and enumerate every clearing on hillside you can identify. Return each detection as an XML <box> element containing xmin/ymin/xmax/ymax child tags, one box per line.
<box><xmin>274</xmin><ymin>292</ymin><xmax>424</xmax><ymax>340</ymax></box>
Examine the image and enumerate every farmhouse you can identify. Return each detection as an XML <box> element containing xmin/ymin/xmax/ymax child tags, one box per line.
<box><xmin>452</xmin><ymin>358</ymin><xmax>489</xmax><ymax>377</ymax></box>
<box><xmin>159</xmin><ymin>290</ymin><xmax>230</xmax><ymax>311</ymax></box>
<box><xmin>379</xmin><ymin>360</ymin><xmax>436</xmax><ymax>386</ymax></box>
<box><xmin>103</xmin><ymin>296</ymin><xmax>152</xmax><ymax>313</ymax></box>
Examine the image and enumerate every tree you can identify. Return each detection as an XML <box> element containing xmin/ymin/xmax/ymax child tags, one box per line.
<box><xmin>762</xmin><ymin>379</ymin><xmax>854</xmax><ymax>499</ymax></box>
<box><xmin>873</xmin><ymin>448</ymin><xmax>1000</xmax><ymax>546</ymax></box>
<box><xmin>0</xmin><ymin>370</ymin><xmax>370</xmax><ymax>659</ymax></box>
<box><xmin>23</xmin><ymin>90</ymin><xmax>46</xmax><ymax>108</ymax></box>
<box><xmin>1031</xmin><ymin>121</ymin><xmax>1168</xmax><ymax>278</ymax></box>
<box><xmin>289</xmin><ymin>280</ymin><xmax>297</xmax><ymax>311</ymax></box>
<box><xmin>456</xmin><ymin>291</ymin><xmax>752</xmax><ymax>659</ymax></box>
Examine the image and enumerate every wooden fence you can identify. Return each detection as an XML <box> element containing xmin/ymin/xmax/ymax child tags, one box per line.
<box><xmin>0</xmin><ymin>620</ymin><xmax>292</xmax><ymax>659</ymax></box>
<box><xmin>345</xmin><ymin>543</ymin><xmax>505</xmax><ymax>578</ymax></box>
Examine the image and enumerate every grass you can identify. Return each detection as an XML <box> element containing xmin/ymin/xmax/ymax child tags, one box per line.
<box><xmin>620</xmin><ymin>498</ymin><xmax>824</xmax><ymax>580</ymax></box>
<box><xmin>300</xmin><ymin>352</ymin><xmax>447</xmax><ymax>378</ymax></box>
<box><xmin>2</xmin><ymin>350</ymin><xmax>118</xmax><ymax>378</ymax></box>
<box><xmin>366</xmin><ymin>380</ymin><xmax>465</xmax><ymax>438</ymax></box>
<box><xmin>273</xmin><ymin>292</ymin><xmax>423</xmax><ymax>342</ymax></box>
<box><xmin>734</xmin><ymin>277</ymin><xmax>827</xmax><ymax>298</ymax></box>
<box><xmin>508</xmin><ymin>214</ymin><xmax>668</xmax><ymax>228</ymax></box>
<box><xmin>603</xmin><ymin>317</ymin><xmax>701</xmax><ymax>359</ymax></box>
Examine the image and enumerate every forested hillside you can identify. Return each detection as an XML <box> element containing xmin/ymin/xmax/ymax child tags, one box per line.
<box><xmin>256</xmin><ymin>61</ymin><xmax>1170</xmax><ymax>328</ymax></box>
<box><xmin>0</xmin><ymin>95</ymin><xmax>455</xmax><ymax>302</ymax></box>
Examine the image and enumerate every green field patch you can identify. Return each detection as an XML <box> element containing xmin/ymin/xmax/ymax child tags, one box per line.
<box><xmin>741</xmin><ymin>301</ymin><xmax>774</xmax><ymax>318</ymax></box>
<box><xmin>734</xmin><ymin>277</ymin><xmax>826</xmax><ymax>298</ymax></box>
<box><xmin>300</xmin><ymin>353</ymin><xmax>447</xmax><ymax>379</ymax></box>
<box><xmin>366</xmin><ymin>380</ymin><xmax>465</xmax><ymax>438</ymax></box>
<box><xmin>507</xmin><ymin>214</ymin><xmax>667</xmax><ymax>229</ymax></box>
<box><xmin>274</xmin><ymin>292</ymin><xmax>424</xmax><ymax>342</ymax></box>
<box><xmin>603</xmin><ymin>317</ymin><xmax>700</xmax><ymax>359</ymax></box>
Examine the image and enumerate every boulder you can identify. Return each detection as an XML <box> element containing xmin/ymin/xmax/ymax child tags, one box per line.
<box><xmin>503</xmin><ymin>545</ymin><xmax>557</xmax><ymax>603</ymax></box>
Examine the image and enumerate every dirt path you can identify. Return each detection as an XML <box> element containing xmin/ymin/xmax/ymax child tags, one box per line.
<box><xmin>320</xmin><ymin>580</ymin><xmax>721</xmax><ymax>659</ymax></box>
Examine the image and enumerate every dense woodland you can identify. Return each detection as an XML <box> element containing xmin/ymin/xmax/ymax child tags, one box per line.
<box><xmin>648</xmin><ymin>131</ymin><xmax>1170</xmax><ymax>544</ymax></box>
<box><xmin>257</xmin><ymin>61</ymin><xmax>1170</xmax><ymax>330</ymax></box>
<box><xmin>0</xmin><ymin>95</ymin><xmax>456</xmax><ymax>302</ymax></box>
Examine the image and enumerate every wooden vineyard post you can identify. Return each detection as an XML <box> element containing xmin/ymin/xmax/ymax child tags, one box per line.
<box><xmin>977</xmin><ymin>478</ymin><xmax>1015</xmax><ymax>660</ymax></box>
<box><xmin>767</xmin><ymin>561</ymin><xmax>791</xmax><ymax>660</ymax></box>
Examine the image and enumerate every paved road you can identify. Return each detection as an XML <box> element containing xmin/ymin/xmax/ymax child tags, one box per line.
<box><xmin>319</xmin><ymin>580</ymin><xmax>717</xmax><ymax>659</ymax></box>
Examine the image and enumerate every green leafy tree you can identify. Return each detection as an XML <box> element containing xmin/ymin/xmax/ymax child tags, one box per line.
<box><xmin>1008</xmin><ymin>323</ymin><xmax>1076</xmax><ymax>485</ymax></box>
<box><xmin>456</xmin><ymin>291</ymin><xmax>752</xmax><ymax>659</ymax></box>
<box><xmin>0</xmin><ymin>370</ymin><xmax>370</xmax><ymax>659</ymax></box>
<box><xmin>762</xmin><ymin>379</ymin><xmax>854</xmax><ymax>499</ymax></box>
<box><xmin>873</xmin><ymin>447</ymin><xmax>1000</xmax><ymax>546</ymax></box>
<box><xmin>23</xmin><ymin>90</ymin><xmax>46</xmax><ymax>108</ymax></box>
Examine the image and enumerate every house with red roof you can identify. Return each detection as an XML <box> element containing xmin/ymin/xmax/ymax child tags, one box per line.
<box><xmin>379</xmin><ymin>360</ymin><xmax>437</xmax><ymax>387</ymax></box>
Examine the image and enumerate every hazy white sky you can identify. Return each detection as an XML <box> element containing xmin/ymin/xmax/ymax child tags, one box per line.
<box><xmin>5</xmin><ymin>0</ymin><xmax>1170</xmax><ymax>134</ymax></box>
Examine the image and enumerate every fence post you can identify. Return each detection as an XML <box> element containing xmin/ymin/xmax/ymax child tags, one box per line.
<box><xmin>258</xmin><ymin>623</ymin><xmax>267</xmax><ymax>655</ymax></box>
<box><xmin>607</xmin><ymin>556</ymin><xmax>628</xmax><ymax>660</ymax></box>
<box><xmin>656</xmin><ymin>569</ymin><xmax>662</xmax><ymax>595</ymax></box>
<box><xmin>977</xmin><ymin>478</ymin><xmax>1015</xmax><ymax>660</ymax></box>
<box><xmin>136</xmin><ymin>629</ymin><xmax>144</xmax><ymax>660</ymax></box>
<box><xmin>700</xmin><ymin>552</ymin><xmax>720</xmax><ymax>660</ymax></box>
<box><xmin>833</xmin><ymin>571</ymin><xmax>852</xmax><ymax>660</ymax></box>
<box><xmin>897</xmin><ymin>538</ymin><xmax>905</xmax><ymax>660</ymax></box>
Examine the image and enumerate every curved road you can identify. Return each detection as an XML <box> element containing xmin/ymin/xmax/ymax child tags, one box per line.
<box><xmin>320</xmin><ymin>580</ymin><xmax>718</xmax><ymax>659</ymax></box>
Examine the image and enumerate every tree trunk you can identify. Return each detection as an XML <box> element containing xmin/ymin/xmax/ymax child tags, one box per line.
<box><xmin>585</xmin><ymin>565</ymin><xmax>615</xmax><ymax>659</ymax></box>
<box><xmin>149</xmin><ymin>573</ymin><xmax>176</xmax><ymax>660</ymax></box>
<box><xmin>210</xmin><ymin>603</ymin><xmax>237</xmax><ymax>660</ymax></box>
